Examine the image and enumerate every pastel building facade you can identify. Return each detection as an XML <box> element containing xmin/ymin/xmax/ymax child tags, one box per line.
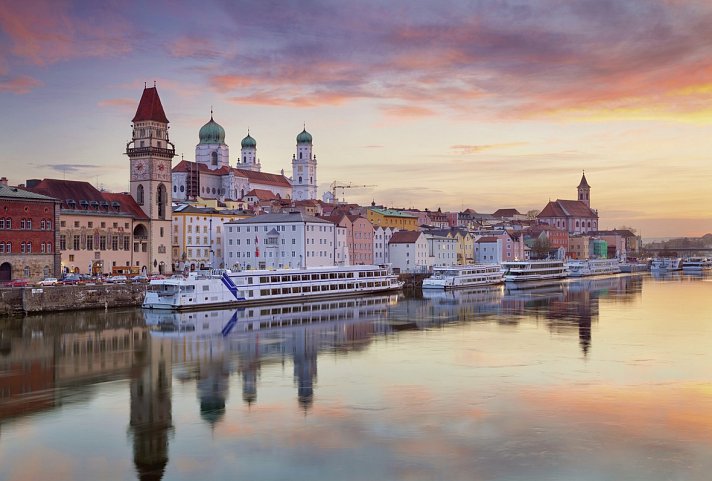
<box><xmin>424</xmin><ymin>233</ymin><xmax>458</xmax><ymax>266</ymax></box>
<box><xmin>388</xmin><ymin>230</ymin><xmax>429</xmax><ymax>273</ymax></box>
<box><xmin>373</xmin><ymin>226</ymin><xmax>398</xmax><ymax>265</ymax></box>
<box><xmin>367</xmin><ymin>208</ymin><xmax>418</xmax><ymax>231</ymax></box>
<box><xmin>171</xmin><ymin>206</ymin><xmax>251</xmax><ymax>271</ymax></box>
<box><xmin>223</xmin><ymin>212</ymin><xmax>337</xmax><ymax>270</ymax></box>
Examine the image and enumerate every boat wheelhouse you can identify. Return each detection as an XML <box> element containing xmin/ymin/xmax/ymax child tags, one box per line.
<box><xmin>566</xmin><ymin>258</ymin><xmax>621</xmax><ymax>277</ymax></box>
<box><xmin>142</xmin><ymin>265</ymin><xmax>404</xmax><ymax>310</ymax></box>
<box><xmin>422</xmin><ymin>264</ymin><xmax>503</xmax><ymax>289</ymax></box>
<box><xmin>501</xmin><ymin>260</ymin><xmax>568</xmax><ymax>289</ymax></box>
<box><xmin>682</xmin><ymin>257</ymin><xmax>712</xmax><ymax>271</ymax></box>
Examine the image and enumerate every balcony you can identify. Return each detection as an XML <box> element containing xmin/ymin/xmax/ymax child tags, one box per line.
<box><xmin>125</xmin><ymin>145</ymin><xmax>175</xmax><ymax>158</ymax></box>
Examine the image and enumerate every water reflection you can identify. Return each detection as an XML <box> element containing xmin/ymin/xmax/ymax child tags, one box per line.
<box><xmin>4</xmin><ymin>273</ymin><xmax>706</xmax><ymax>481</ymax></box>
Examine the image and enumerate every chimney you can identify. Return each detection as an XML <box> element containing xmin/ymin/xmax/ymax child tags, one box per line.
<box><xmin>25</xmin><ymin>179</ymin><xmax>41</xmax><ymax>189</ymax></box>
<box><xmin>0</xmin><ymin>177</ymin><xmax>7</xmax><ymax>186</ymax></box>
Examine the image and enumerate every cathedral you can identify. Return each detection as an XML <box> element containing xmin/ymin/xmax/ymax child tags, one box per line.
<box><xmin>171</xmin><ymin>114</ymin><xmax>319</xmax><ymax>203</ymax></box>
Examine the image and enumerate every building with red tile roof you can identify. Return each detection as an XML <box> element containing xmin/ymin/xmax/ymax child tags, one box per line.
<box><xmin>537</xmin><ymin>173</ymin><xmax>599</xmax><ymax>234</ymax></box>
<box><xmin>25</xmin><ymin>178</ymin><xmax>153</xmax><ymax>275</ymax></box>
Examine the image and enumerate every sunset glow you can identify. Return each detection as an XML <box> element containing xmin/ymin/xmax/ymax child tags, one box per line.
<box><xmin>1</xmin><ymin>0</ymin><xmax>710</xmax><ymax>237</ymax></box>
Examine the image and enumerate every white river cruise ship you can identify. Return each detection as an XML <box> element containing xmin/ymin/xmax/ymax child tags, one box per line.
<box><xmin>422</xmin><ymin>265</ymin><xmax>503</xmax><ymax>289</ymax></box>
<box><xmin>142</xmin><ymin>265</ymin><xmax>404</xmax><ymax>310</ymax></box>
<box><xmin>566</xmin><ymin>258</ymin><xmax>621</xmax><ymax>277</ymax></box>
<box><xmin>501</xmin><ymin>260</ymin><xmax>568</xmax><ymax>288</ymax></box>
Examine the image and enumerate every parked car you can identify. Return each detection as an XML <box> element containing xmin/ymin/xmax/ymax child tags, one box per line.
<box><xmin>132</xmin><ymin>275</ymin><xmax>149</xmax><ymax>283</ymax></box>
<box><xmin>61</xmin><ymin>274</ymin><xmax>82</xmax><ymax>285</ymax></box>
<box><xmin>2</xmin><ymin>279</ymin><xmax>29</xmax><ymax>287</ymax></box>
<box><xmin>38</xmin><ymin>277</ymin><xmax>59</xmax><ymax>286</ymax></box>
<box><xmin>106</xmin><ymin>275</ymin><xmax>128</xmax><ymax>284</ymax></box>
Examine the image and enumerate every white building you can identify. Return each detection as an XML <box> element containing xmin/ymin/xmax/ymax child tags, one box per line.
<box><xmin>172</xmin><ymin>117</ymin><xmax>312</xmax><ymax>203</ymax></box>
<box><xmin>335</xmin><ymin>225</ymin><xmax>350</xmax><ymax>266</ymax></box>
<box><xmin>374</xmin><ymin>226</ymin><xmax>398</xmax><ymax>265</ymax></box>
<box><xmin>223</xmin><ymin>212</ymin><xmax>337</xmax><ymax>270</ymax></box>
<box><xmin>388</xmin><ymin>230</ymin><xmax>429</xmax><ymax>273</ymax></box>
<box><xmin>424</xmin><ymin>233</ymin><xmax>458</xmax><ymax>267</ymax></box>
<box><xmin>474</xmin><ymin>236</ymin><xmax>502</xmax><ymax>264</ymax></box>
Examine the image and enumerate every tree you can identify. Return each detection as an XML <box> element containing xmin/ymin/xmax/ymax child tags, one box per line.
<box><xmin>531</xmin><ymin>235</ymin><xmax>551</xmax><ymax>259</ymax></box>
<box><xmin>526</xmin><ymin>209</ymin><xmax>540</xmax><ymax>220</ymax></box>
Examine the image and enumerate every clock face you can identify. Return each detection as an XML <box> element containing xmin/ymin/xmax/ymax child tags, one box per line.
<box><xmin>132</xmin><ymin>161</ymin><xmax>146</xmax><ymax>179</ymax></box>
<box><xmin>155</xmin><ymin>160</ymin><xmax>170</xmax><ymax>181</ymax></box>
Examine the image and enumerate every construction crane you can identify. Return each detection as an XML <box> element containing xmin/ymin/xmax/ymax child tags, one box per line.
<box><xmin>329</xmin><ymin>181</ymin><xmax>377</xmax><ymax>203</ymax></box>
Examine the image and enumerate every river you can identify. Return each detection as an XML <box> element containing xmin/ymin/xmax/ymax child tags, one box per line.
<box><xmin>1</xmin><ymin>272</ymin><xmax>711</xmax><ymax>480</ymax></box>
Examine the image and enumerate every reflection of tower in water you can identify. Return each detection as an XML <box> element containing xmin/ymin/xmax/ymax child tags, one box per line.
<box><xmin>129</xmin><ymin>335</ymin><xmax>173</xmax><ymax>481</ymax></box>
<box><xmin>293</xmin><ymin>327</ymin><xmax>318</xmax><ymax>411</ymax></box>
<box><xmin>197</xmin><ymin>356</ymin><xmax>230</xmax><ymax>427</ymax></box>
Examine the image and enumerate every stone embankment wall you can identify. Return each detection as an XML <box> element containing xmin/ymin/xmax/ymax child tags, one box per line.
<box><xmin>0</xmin><ymin>284</ymin><xmax>146</xmax><ymax>315</ymax></box>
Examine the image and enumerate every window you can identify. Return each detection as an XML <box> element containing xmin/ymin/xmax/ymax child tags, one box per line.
<box><xmin>137</xmin><ymin>184</ymin><xmax>144</xmax><ymax>205</ymax></box>
<box><xmin>112</xmin><ymin>236</ymin><xmax>118</xmax><ymax>250</ymax></box>
<box><xmin>59</xmin><ymin>235</ymin><xmax>66</xmax><ymax>250</ymax></box>
<box><xmin>100</xmin><ymin>236</ymin><xmax>107</xmax><ymax>250</ymax></box>
<box><xmin>86</xmin><ymin>235</ymin><xmax>93</xmax><ymax>250</ymax></box>
<box><xmin>73</xmin><ymin>235</ymin><xmax>80</xmax><ymax>250</ymax></box>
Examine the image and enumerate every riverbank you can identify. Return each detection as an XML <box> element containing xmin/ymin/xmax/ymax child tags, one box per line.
<box><xmin>0</xmin><ymin>284</ymin><xmax>145</xmax><ymax>316</ymax></box>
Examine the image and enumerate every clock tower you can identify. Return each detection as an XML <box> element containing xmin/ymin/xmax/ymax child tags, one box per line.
<box><xmin>126</xmin><ymin>85</ymin><xmax>175</xmax><ymax>274</ymax></box>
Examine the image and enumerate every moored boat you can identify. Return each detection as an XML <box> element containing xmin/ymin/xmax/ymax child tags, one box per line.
<box><xmin>501</xmin><ymin>260</ymin><xmax>568</xmax><ymax>289</ymax></box>
<box><xmin>142</xmin><ymin>265</ymin><xmax>404</xmax><ymax>310</ymax></box>
<box><xmin>566</xmin><ymin>258</ymin><xmax>621</xmax><ymax>277</ymax></box>
<box><xmin>650</xmin><ymin>258</ymin><xmax>683</xmax><ymax>272</ymax></box>
<box><xmin>422</xmin><ymin>264</ymin><xmax>503</xmax><ymax>289</ymax></box>
<box><xmin>682</xmin><ymin>257</ymin><xmax>712</xmax><ymax>271</ymax></box>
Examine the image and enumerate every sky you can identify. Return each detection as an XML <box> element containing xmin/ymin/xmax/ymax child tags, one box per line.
<box><xmin>0</xmin><ymin>0</ymin><xmax>711</xmax><ymax>238</ymax></box>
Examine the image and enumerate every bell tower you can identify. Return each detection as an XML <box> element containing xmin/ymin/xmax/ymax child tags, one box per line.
<box><xmin>291</xmin><ymin>127</ymin><xmax>317</xmax><ymax>200</ymax></box>
<box><xmin>577</xmin><ymin>171</ymin><xmax>591</xmax><ymax>208</ymax></box>
<box><xmin>126</xmin><ymin>84</ymin><xmax>175</xmax><ymax>274</ymax></box>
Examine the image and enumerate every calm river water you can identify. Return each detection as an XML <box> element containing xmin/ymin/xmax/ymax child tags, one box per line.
<box><xmin>1</xmin><ymin>272</ymin><xmax>711</xmax><ymax>481</ymax></box>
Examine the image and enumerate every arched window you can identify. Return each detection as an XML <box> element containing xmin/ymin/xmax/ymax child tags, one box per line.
<box><xmin>157</xmin><ymin>184</ymin><xmax>167</xmax><ymax>219</ymax></box>
<box><xmin>24</xmin><ymin>266</ymin><xmax>30</xmax><ymax>277</ymax></box>
<box><xmin>243</xmin><ymin>155</ymin><xmax>246</xmax><ymax>163</ymax></box>
<box><xmin>587</xmin><ymin>221</ymin><xmax>591</xmax><ymax>228</ymax></box>
<box><xmin>180</xmin><ymin>185</ymin><xmax>185</xmax><ymax>192</ymax></box>
<box><xmin>575</xmin><ymin>220</ymin><xmax>579</xmax><ymax>228</ymax></box>
<box><xmin>173</xmin><ymin>185</ymin><xmax>177</xmax><ymax>193</ymax></box>
<box><xmin>137</xmin><ymin>184</ymin><xmax>144</xmax><ymax>205</ymax></box>
<box><xmin>299</xmin><ymin>176</ymin><xmax>303</xmax><ymax>183</ymax></box>
<box><xmin>299</xmin><ymin>152</ymin><xmax>302</xmax><ymax>160</ymax></box>
<box><xmin>211</xmin><ymin>151</ymin><xmax>218</xmax><ymax>166</ymax></box>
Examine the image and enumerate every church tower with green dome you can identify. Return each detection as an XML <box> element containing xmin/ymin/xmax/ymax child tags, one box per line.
<box><xmin>238</xmin><ymin>131</ymin><xmax>261</xmax><ymax>172</ymax></box>
<box><xmin>291</xmin><ymin>127</ymin><xmax>318</xmax><ymax>200</ymax></box>
<box><xmin>195</xmin><ymin>112</ymin><xmax>229</xmax><ymax>170</ymax></box>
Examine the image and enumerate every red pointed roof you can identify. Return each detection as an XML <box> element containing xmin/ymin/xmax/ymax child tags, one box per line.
<box><xmin>132</xmin><ymin>87</ymin><xmax>169</xmax><ymax>123</ymax></box>
<box><xmin>578</xmin><ymin>172</ymin><xmax>590</xmax><ymax>189</ymax></box>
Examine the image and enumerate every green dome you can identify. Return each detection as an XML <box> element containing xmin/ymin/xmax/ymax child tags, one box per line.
<box><xmin>296</xmin><ymin>128</ymin><xmax>312</xmax><ymax>144</ymax></box>
<box><xmin>241</xmin><ymin>132</ymin><xmax>256</xmax><ymax>148</ymax></box>
<box><xmin>199</xmin><ymin>116</ymin><xmax>226</xmax><ymax>144</ymax></box>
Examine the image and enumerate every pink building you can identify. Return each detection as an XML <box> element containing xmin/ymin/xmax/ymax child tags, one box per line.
<box><xmin>473</xmin><ymin>230</ymin><xmax>524</xmax><ymax>264</ymax></box>
<box><xmin>323</xmin><ymin>212</ymin><xmax>374</xmax><ymax>265</ymax></box>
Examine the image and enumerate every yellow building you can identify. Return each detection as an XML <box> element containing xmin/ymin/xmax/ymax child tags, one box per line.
<box><xmin>568</xmin><ymin>235</ymin><xmax>591</xmax><ymax>259</ymax></box>
<box><xmin>367</xmin><ymin>208</ymin><xmax>418</xmax><ymax>231</ymax></box>
<box><xmin>172</xmin><ymin>205</ymin><xmax>252</xmax><ymax>271</ymax></box>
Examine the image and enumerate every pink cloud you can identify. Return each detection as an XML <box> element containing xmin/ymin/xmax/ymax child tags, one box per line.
<box><xmin>0</xmin><ymin>0</ymin><xmax>133</xmax><ymax>66</ymax></box>
<box><xmin>0</xmin><ymin>75</ymin><xmax>42</xmax><ymax>94</ymax></box>
<box><xmin>380</xmin><ymin>104</ymin><xmax>436</xmax><ymax>118</ymax></box>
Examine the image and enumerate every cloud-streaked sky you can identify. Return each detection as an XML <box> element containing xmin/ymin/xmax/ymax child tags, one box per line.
<box><xmin>1</xmin><ymin>0</ymin><xmax>711</xmax><ymax>237</ymax></box>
